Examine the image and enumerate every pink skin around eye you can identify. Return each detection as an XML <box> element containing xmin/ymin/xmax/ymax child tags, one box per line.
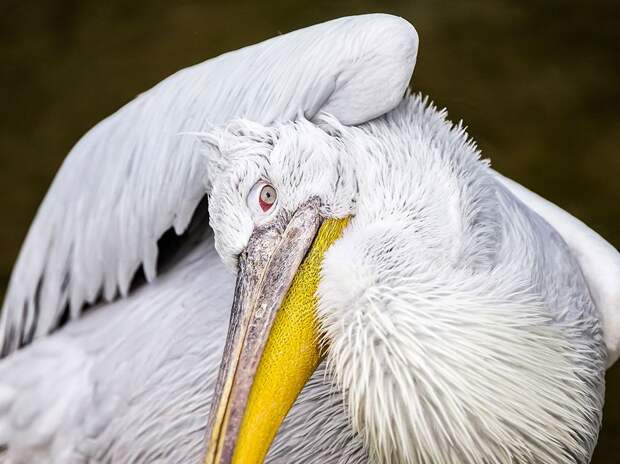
<box><xmin>259</xmin><ymin>197</ymin><xmax>272</xmax><ymax>212</ymax></box>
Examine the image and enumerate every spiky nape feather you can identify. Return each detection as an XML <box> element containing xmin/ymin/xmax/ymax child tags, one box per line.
<box><xmin>317</xmin><ymin>96</ymin><xmax>604</xmax><ymax>464</ymax></box>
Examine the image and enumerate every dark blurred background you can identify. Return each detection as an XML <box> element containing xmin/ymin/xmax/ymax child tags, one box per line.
<box><xmin>0</xmin><ymin>0</ymin><xmax>618</xmax><ymax>460</ymax></box>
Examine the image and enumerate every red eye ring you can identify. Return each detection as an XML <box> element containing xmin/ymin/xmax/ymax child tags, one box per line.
<box><xmin>258</xmin><ymin>184</ymin><xmax>277</xmax><ymax>212</ymax></box>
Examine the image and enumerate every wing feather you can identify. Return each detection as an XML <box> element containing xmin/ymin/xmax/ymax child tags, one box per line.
<box><xmin>0</xmin><ymin>14</ymin><xmax>419</xmax><ymax>355</ymax></box>
<box><xmin>495</xmin><ymin>171</ymin><xmax>620</xmax><ymax>366</ymax></box>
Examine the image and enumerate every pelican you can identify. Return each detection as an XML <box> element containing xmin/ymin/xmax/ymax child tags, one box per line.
<box><xmin>0</xmin><ymin>13</ymin><xmax>618</xmax><ymax>464</ymax></box>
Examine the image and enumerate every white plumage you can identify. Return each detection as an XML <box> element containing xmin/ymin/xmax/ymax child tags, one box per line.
<box><xmin>315</xmin><ymin>99</ymin><xmax>604</xmax><ymax>463</ymax></box>
<box><xmin>0</xmin><ymin>13</ymin><xmax>618</xmax><ymax>464</ymax></box>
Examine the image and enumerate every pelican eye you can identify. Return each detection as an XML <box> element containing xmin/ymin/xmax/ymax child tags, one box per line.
<box><xmin>259</xmin><ymin>185</ymin><xmax>277</xmax><ymax>211</ymax></box>
<box><xmin>247</xmin><ymin>181</ymin><xmax>278</xmax><ymax>218</ymax></box>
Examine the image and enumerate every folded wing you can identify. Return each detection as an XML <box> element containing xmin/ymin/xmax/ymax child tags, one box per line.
<box><xmin>496</xmin><ymin>172</ymin><xmax>620</xmax><ymax>366</ymax></box>
<box><xmin>0</xmin><ymin>14</ymin><xmax>419</xmax><ymax>356</ymax></box>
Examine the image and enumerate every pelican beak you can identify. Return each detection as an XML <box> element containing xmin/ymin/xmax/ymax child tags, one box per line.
<box><xmin>204</xmin><ymin>198</ymin><xmax>348</xmax><ymax>464</ymax></box>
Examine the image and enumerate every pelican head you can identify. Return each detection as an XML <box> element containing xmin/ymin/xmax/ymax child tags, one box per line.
<box><xmin>201</xmin><ymin>115</ymin><xmax>356</xmax><ymax>463</ymax></box>
<box><xmin>201</xmin><ymin>96</ymin><xmax>603</xmax><ymax>464</ymax></box>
